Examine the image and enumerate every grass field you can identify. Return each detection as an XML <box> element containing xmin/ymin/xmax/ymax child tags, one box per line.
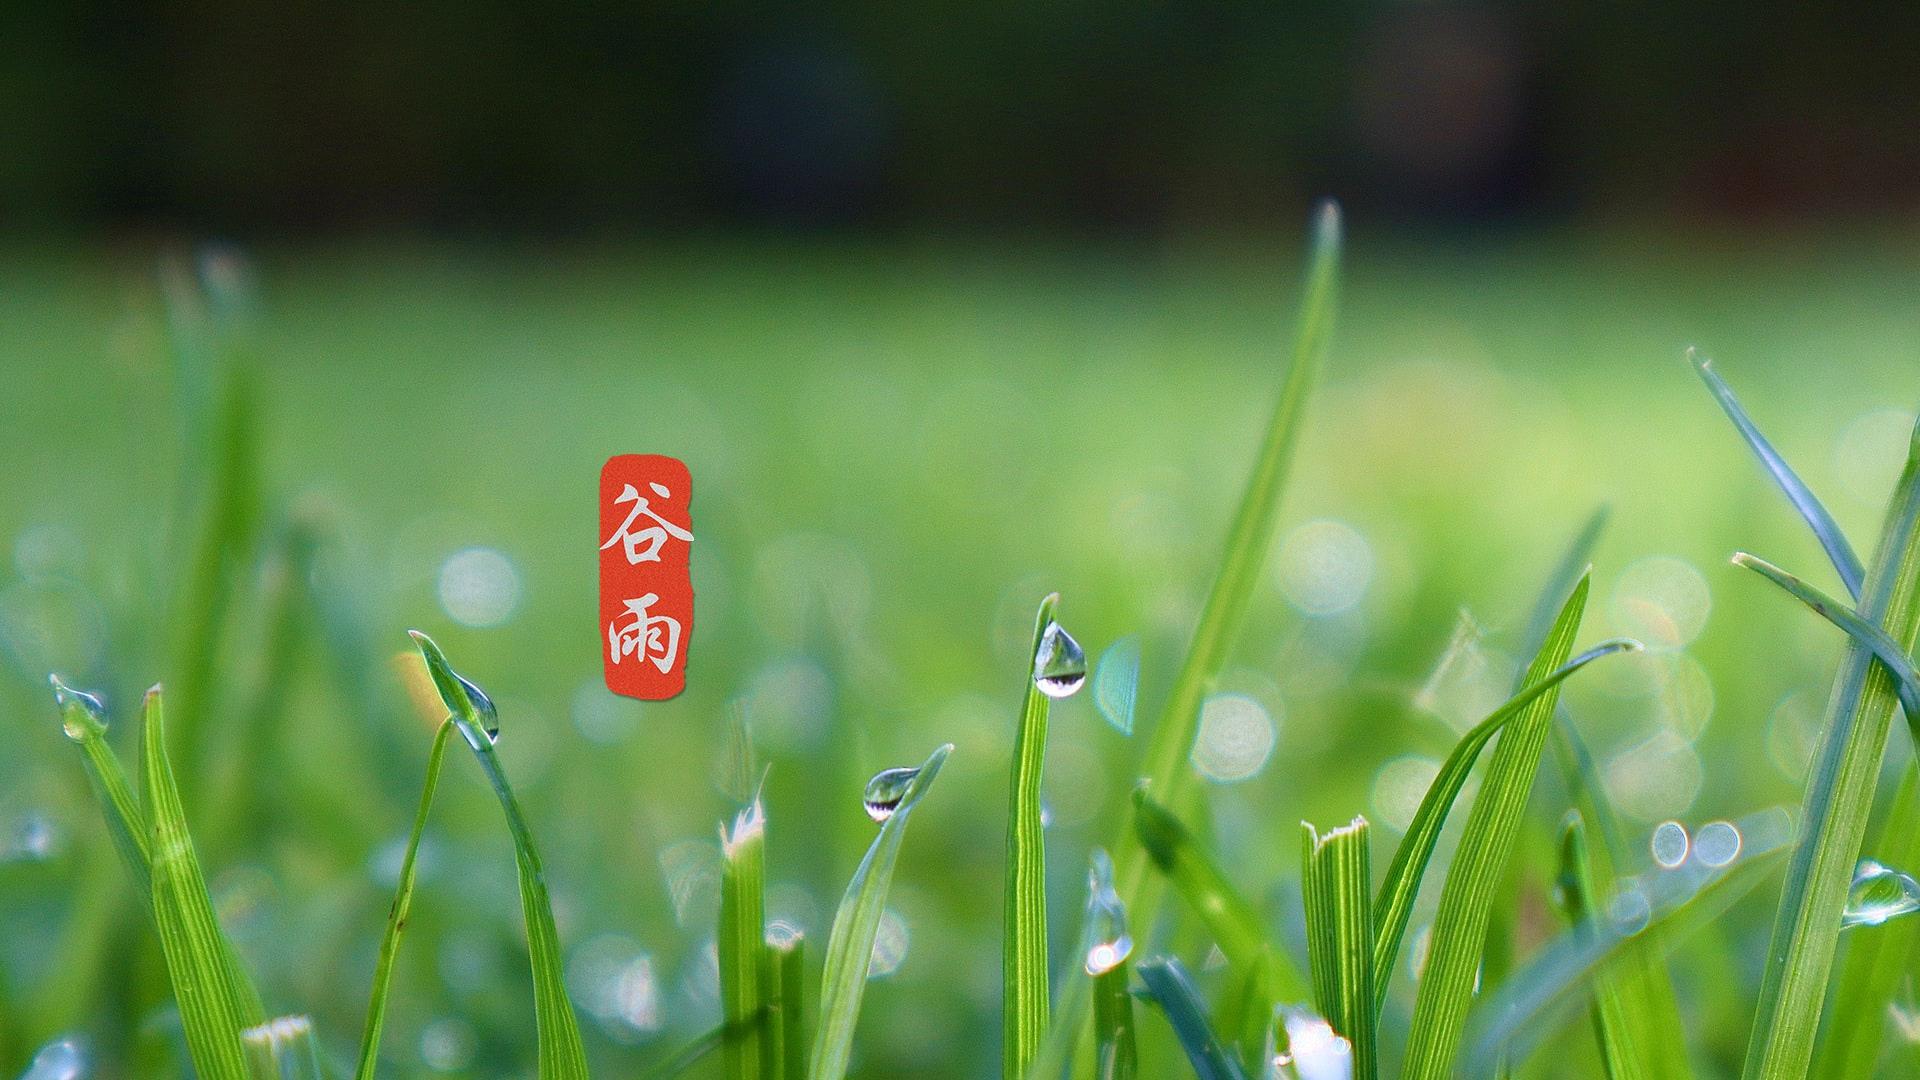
<box><xmin>3</xmin><ymin>224</ymin><xmax>1919</xmax><ymax>1078</ymax></box>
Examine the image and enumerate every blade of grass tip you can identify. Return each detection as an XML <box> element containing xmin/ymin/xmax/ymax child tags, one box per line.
<box><xmin>1691</xmin><ymin>349</ymin><xmax>1865</xmax><ymax>598</ymax></box>
<box><xmin>1521</xmin><ymin>514</ymin><xmax>1692</xmax><ymax>1080</ymax></box>
<box><xmin>1006</xmin><ymin>593</ymin><xmax>1061</xmax><ymax>1080</ymax></box>
<box><xmin>1302</xmin><ymin>818</ymin><xmax>1376</xmax><ymax>1080</ymax></box>
<box><xmin>1371</xmin><ymin>632</ymin><xmax>1641</xmax><ymax>1009</ymax></box>
<box><xmin>1083</xmin><ymin>850</ymin><xmax>1138</xmax><ymax>1080</ymax></box>
<box><xmin>721</xmin><ymin>799</ymin><xmax>769</xmax><ymax>1080</ymax></box>
<box><xmin>1730</xmin><ymin>550</ymin><xmax>1920</xmax><ymax>1077</ymax></box>
<box><xmin>1399</xmin><ymin>573</ymin><xmax>1591</xmax><ymax>1080</ymax></box>
<box><xmin>1743</xmin><ymin>421</ymin><xmax>1920</xmax><ymax>1080</ymax></box>
<box><xmin>809</xmin><ymin>742</ymin><xmax>953</xmax><ymax>1080</ymax></box>
<box><xmin>1819</xmin><ymin>763</ymin><xmax>1920</xmax><ymax>1079</ymax></box>
<box><xmin>51</xmin><ymin>676</ymin><xmax>151</xmax><ymax>892</ymax></box>
<box><xmin>1038</xmin><ymin>201</ymin><xmax>1340</xmax><ymax>1078</ymax></box>
<box><xmin>353</xmin><ymin>719</ymin><xmax>453</xmax><ymax>1080</ymax></box>
<box><xmin>1466</xmin><ymin>805</ymin><xmax>1795</xmax><ymax>1076</ymax></box>
<box><xmin>766</xmin><ymin>929</ymin><xmax>807</xmax><ymax>1080</ymax></box>
<box><xmin>408</xmin><ymin>630</ymin><xmax>590</xmax><ymax>1079</ymax></box>
<box><xmin>243</xmin><ymin>1016</ymin><xmax>324</xmax><ymax>1080</ymax></box>
<box><xmin>1135</xmin><ymin>958</ymin><xmax>1249</xmax><ymax>1080</ymax></box>
<box><xmin>1557</xmin><ymin>813</ymin><xmax>1649</xmax><ymax>1080</ymax></box>
<box><xmin>1731</xmin><ymin>552</ymin><xmax>1920</xmax><ymax>725</ymax></box>
<box><xmin>141</xmin><ymin>685</ymin><xmax>259</xmax><ymax>1080</ymax></box>
<box><xmin>1133</xmin><ymin>787</ymin><xmax>1309</xmax><ymax>1003</ymax></box>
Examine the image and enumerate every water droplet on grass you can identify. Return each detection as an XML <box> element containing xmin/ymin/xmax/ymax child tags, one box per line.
<box><xmin>454</xmin><ymin>672</ymin><xmax>499</xmax><ymax>746</ymax></box>
<box><xmin>48</xmin><ymin>674</ymin><xmax>104</xmax><ymax>741</ymax></box>
<box><xmin>1844</xmin><ymin>860</ymin><xmax>1920</xmax><ymax>928</ymax></box>
<box><xmin>1651</xmin><ymin>821</ymin><xmax>1690</xmax><ymax>868</ymax></box>
<box><xmin>21</xmin><ymin>1035</ymin><xmax>86</xmax><ymax>1080</ymax></box>
<box><xmin>863</xmin><ymin>766</ymin><xmax>920</xmax><ymax>823</ymax></box>
<box><xmin>1033</xmin><ymin>620</ymin><xmax>1087</xmax><ymax>698</ymax></box>
<box><xmin>1083</xmin><ymin>849</ymin><xmax>1133</xmax><ymax>976</ymax></box>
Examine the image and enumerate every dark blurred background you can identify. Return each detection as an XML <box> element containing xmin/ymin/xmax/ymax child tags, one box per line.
<box><xmin>7</xmin><ymin>2</ymin><xmax>1920</xmax><ymax>235</ymax></box>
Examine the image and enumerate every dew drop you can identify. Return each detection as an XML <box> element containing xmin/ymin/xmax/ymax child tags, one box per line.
<box><xmin>48</xmin><ymin>674</ymin><xmax>104</xmax><ymax>742</ymax></box>
<box><xmin>453</xmin><ymin>672</ymin><xmax>500</xmax><ymax>746</ymax></box>
<box><xmin>862</xmin><ymin>766</ymin><xmax>919</xmax><ymax>823</ymax></box>
<box><xmin>1843</xmin><ymin>859</ymin><xmax>1920</xmax><ymax>929</ymax></box>
<box><xmin>20</xmin><ymin>1035</ymin><xmax>85</xmax><ymax>1080</ymax></box>
<box><xmin>1033</xmin><ymin>620</ymin><xmax>1087</xmax><ymax>698</ymax></box>
<box><xmin>1650</xmin><ymin>821</ymin><xmax>1690</xmax><ymax>868</ymax></box>
<box><xmin>1082</xmin><ymin>849</ymin><xmax>1133</xmax><ymax>976</ymax></box>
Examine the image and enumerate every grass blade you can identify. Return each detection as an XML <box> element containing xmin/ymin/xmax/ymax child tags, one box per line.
<box><xmin>1399</xmin><ymin>573</ymin><xmax>1591</xmax><ymax>1080</ymax></box>
<box><xmin>1731</xmin><ymin>551</ymin><xmax>1920</xmax><ymax>724</ymax></box>
<box><xmin>767</xmin><ymin>929</ymin><xmax>807</xmax><ymax>1080</ymax></box>
<box><xmin>409</xmin><ymin>630</ymin><xmax>590</xmax><ymax>1080</ymax></box>
<box><xmin>141</xmin><ymin>685</ymin><xmax>261</xmax><ymax>1080</ymax></box>
<box><xmin>1131</xmin><ymin>200</ymin><xmax>1340</xmax><ymax>823</ymax></box>
<box><xmin>1819</xmin><ymin>763</ymin><xmax>1920</xmax><ymax>1078</ymax></box>
<box><xmin>1742</xmin><ymin>421</ymin><xmax>1920</xmax><ymax>1080</ymax></box>
<box><xmin>1525</xmin><ymin>514</ymin><xmax>1694</xmax><ymax>1080</ymax></box>
<box><xmin>1466</xmin><ymin>806</ymin><xmax>1795</xmax><ymax>1075</ymax></box>
<box><xmin>1371</xmin><ymin>633</ymin><xmax>1640</xmax><ymax>1007</ymax></box>
<box><xmin>51</xmin><ymin>677</ymin><xmax>151</xmax><ymax>892</ymax></box>
<box><xmin>1556</xmin><ymin>813</ymin><xmax>1648</xmax><ymax>1080</ymax></box>
<box><xmin>1301</xmin><ymin>818</ymin><xmax>1375</xmax><ymax>1080</ymax></box>
<box><xmin>809</xmin><ymin>742</ymin><xmax>953</xmax><ymax>1080</ymax></box>
<box><xmin>1084</xmin><ymin>850</ymin><xmax>1137</xmax><ymax>1080</ymax></box>
<box><xmin>1005</xmin><ymin>593</ymin><xmax>1060</xmax><ymax>1079</ymax></box>
<box><xmin>353</xmin><ymin>720</ymin><xmax>453</xmax><ymax>1080</ymax></box>
<box><xmin>1690</xmin><ymin>349</ymin><xmax>1864</xmax><ymax>598</ymax></box>
<box><xmin>720</xmin><ymin>799</ymin><xmax>769</xmax><ymax>1080</ymax></box>
<box><xmin>1135</xmin><ymin>958</ymin><xmax>1248</xmax><ymax>1080</ymax></box>
<box><xmin>1133</xmin><ymin>787</ymin><xmax>1309</xmax><ymax>1002</ymax></box>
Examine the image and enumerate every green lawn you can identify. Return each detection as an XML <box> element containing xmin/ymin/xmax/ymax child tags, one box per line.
<box><xmin>1</xmin><ymin>229</ymin><xmax>1917</xmax><ymax>1077</ymax></box>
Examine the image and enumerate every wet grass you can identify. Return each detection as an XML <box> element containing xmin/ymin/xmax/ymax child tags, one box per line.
<box><xmin>7</xmin><ymin>219</ymin><xmax>1920</xmax><ymax>1078</ymax></box>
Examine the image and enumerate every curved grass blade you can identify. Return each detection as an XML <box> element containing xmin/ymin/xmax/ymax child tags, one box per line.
<box><xmin>1006</xmin><ymin>593</ymin><xmax>1059</xmax><ymax>1080</ymax></box>
<box><xmin>720</xmin><ymin>799</ymin><xmax>769</xmax><ymax>1080</ymax></box>
<box><xmin>1691</xmin><ymin>350</ymin><xmax>1864</xmax><ymax>598</ymax></box>
<box><xmin>1133</xmin><ymin>787</ymin><xmax>1308</xmax><ymax>1002</ymax></box>
<box><xmin>1731</xmin><ymin>552</ymin><xmax>1920</xmax><ymax>725</ymax></box>
<box><xmin>1371</xmin><ymin>632</ymin><xmax>1641</xmax><ymax>1007</ymax></box>
<box><xmin>1135</xmin><ymin>958</ymin><xmax>1249</xmax><ymax>1080</ymax></box>
<box><xmin>409</xmin><ymin>631</ymin><xmax>590</xmax><ymax>1079</ymax></box>
<box><xmin>142</xmin><ymin>685</ymin><xmax>259</xmax><ymax>1080</ymax></box>
<box><xmin>1399</xmin><ymin>574</ymin><xmax>1590</xmax><ymax>1080</ymax></box>
<box><xmin>51</xmin><ymin>676</ymin><xmax>151</xmax><ymax>892</ymax></box>
<box><xmin>1467</xmin><ymin>806</ymin><xmax>1795</xmax><ymax>1076</ymax></box>
<box><xmin>809</xmin><ymin>742</ymin><xmax>952</xmax><ymax>1080</ymax></box>
<box><xmin>1742</xmin><ymin>422</ymin><xmax>1920</xmax><ymax>1080</ymax></box>
<box><xmin>353</xmin><ymin>720</ymin><xmax>453</xmax><ymax>1080</ymax></box>
<box><xmin>1301</xmin><ymin>818</ymin><xmax>1375</xmax><ymax>1080</ymax></box>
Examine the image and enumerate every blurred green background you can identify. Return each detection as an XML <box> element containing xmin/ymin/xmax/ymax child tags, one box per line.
<box><xmin>4</xmin><ymin>3</ymin><xmax>1920</xmax><ymax>1078</ymax></box>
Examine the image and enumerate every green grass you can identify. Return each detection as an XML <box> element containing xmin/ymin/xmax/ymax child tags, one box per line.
<box><xmin>1004</xmin><ymin>594</ymin><xmax>1059</xmax><ymax>1079</ymax></box>
<box><xmin>14</xmin><ymin>220</ymin><xmax>1920</xmax><ymax>1078</ymax></box>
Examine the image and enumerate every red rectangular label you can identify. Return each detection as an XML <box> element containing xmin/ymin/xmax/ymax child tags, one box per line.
<box><xmin>600</xmin><ymin>454</ymin><xmax>693</xmax><ymax>700</ymax></box>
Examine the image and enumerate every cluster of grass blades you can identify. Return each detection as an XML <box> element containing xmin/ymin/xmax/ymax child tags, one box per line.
<box><xmin>30</xmin><ymin>209</ymin><xmax>1920</xmax><ymax>1080</ymax></box>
